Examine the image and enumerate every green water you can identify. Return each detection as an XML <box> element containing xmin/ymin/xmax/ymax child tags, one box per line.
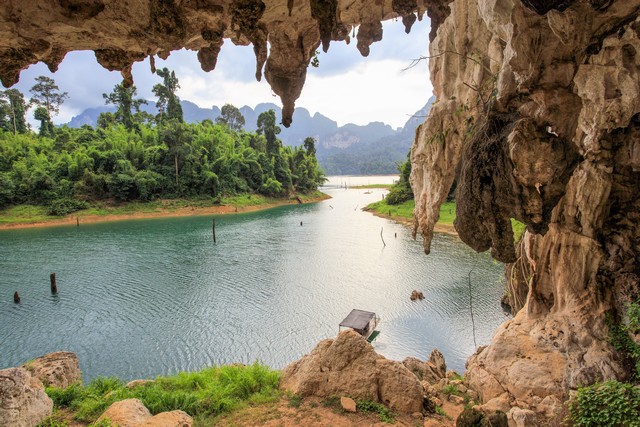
<box><xmin>0</xmin><ymin>184</ymin><xmax>508</xmax><ymax>381</ymax></box>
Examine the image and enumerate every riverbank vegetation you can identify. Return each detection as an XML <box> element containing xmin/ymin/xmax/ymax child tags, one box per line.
<box><xmin>365</xmin><ymin>153</ymin><xmax>525</xmax><ymax>239</ymax></box>
<box><xmin>40</xmin><ymin>363</ymin><xmax>280</xmax><ymax>426</ymax></box>
<box><xmin>0</xmin><ymin>73</ymin><xmax>326</xmax><ymax>225</ymax></box>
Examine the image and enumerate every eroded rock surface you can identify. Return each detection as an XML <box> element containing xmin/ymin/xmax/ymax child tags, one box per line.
<box><xmin>23</xmin><ymin>351</ymin><xmax>82</xmax><ymax>389</ymax></box>
<box><xmin>0</xmin><ymin>0</ymin><xmax>450</xmax><ymax>127</ymax></box>
<box><xmin>0</xmin><ymin>367</ymin><xmax>53</xmax><ymax>427</ymax></box>
<box><xmin>411</xmin><ymin>0</ymin><xmax>640</xmax><ymax>420</ymax></box>
<box><xmin>97</xmin><ymin>398</ymin><xmax>193</xmax><ymax>427</ymax></box>
<box><xmin>281</xmin><ymin>330</ymin><xmax>424</xmax><ymax>413</ymax></box>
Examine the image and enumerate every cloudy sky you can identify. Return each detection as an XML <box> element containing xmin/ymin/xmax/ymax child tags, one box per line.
<box><xmin>12</xmin><ymin>18</ymin><xmax>433</xmax><ymax>129</ymax></box>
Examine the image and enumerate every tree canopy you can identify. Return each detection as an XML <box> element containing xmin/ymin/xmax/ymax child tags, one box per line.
<box><xmin>102</xmin><ymin>83</ymin><xmax>148</xmax><ymax>131</ymax></box>
<box><xmin>29</xmin><ymin>76</ymin><xmax>68</xmax><ymax>137</ymax></box>
<box><xmin>152</xmin><ymin>68</ymin><xmax>183</xmax><ymax>123</ymax></box>
<box><xmin>0</xmin><ymin>70</ymin><xmax>324</xmax><ymax>215</ymax></box>
<box><xmin>216</xmin><ymin>104</ymin><xmax>245</xmax><ymax>131</ymax></box>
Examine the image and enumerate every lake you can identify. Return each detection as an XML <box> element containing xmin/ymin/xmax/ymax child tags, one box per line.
<box><xmin>0</xmin><ymin>176</ymin><xmax>508</xmax><ymax>381</ymax></box>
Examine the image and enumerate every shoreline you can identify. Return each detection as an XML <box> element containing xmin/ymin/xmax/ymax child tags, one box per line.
<box><xmin>367</xmin><ymin>209</ymin><xmax>459</xmax><ymax>237</ymax></box>
<box><xmin>0</xmin><ymin>193</ymin><xmax>331</xmax><ymax>231</ymax></box>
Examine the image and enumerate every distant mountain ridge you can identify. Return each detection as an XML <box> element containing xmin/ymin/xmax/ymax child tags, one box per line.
<box><xmin>66</xmin><ymin>97</ymin><xmax>434</xmax><ymax>175</ymax></box>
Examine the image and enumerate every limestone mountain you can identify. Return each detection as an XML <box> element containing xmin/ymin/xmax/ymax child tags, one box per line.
<box><xmin>66</xmin><ymin>98</ymin><xmax>434</xmax><ymax>174</ymax></box>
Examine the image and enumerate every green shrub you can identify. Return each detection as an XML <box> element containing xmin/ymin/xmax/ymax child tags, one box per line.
<box><xmin>47</xmin><ymin>198</ymin><xmax>88</xmax><ymax>216</ymax></box>
<box><xmin>442</xmin><ymin>384</ymin><xmax>461</xmax><ymax>396</ymax></box>
<box><xmin>35</xmin><ymin>413</ymin><xmax>69</xmax><ymax>427</ymax></box>
<box><xmin>45</xmin><ymin>363</ymin><xmax>280</xmax><ymax>423</ymax></box>
<box><xmin>627</xmin><ymin>302</ymin><xmax>640</xmax><ymax>334</ymax></box>
<box><xmin>356</xmin><ymin>399</ymin><xmax>395</xmax><ymax>423</ymax></box>
<box><xmin>46</xmin><ymin>383</ymin><xmax>86</xmax><ymax>407</ymax></box>
<box><xmin>385</xmin><ymin>184</ymin><xmax>412</xmax><ymax>205</ymax></box>
<box><xmin>321</xmin><ymin>395</ymin><xmax>341</xmax><ymax>408</ymax></box>
<box><xmin>608</xmin><ymin>309</ymin><xmax>640</xmax><ymax>377</ymax></box>
<box><xmin>569</xmin><ymin>381</ymin><xmax>640</xmax><ymax>427</ymax></box>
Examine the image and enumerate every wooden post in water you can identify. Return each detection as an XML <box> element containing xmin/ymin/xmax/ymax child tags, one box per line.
<box><xmin>300</xmin><ymin>221</ymin><xmax>303</xmax><ymax>226</ymax></box>
<box><xmin>14</xmin><ymin>291</ymin><xmax>20</xmax><ymax>303</ymax></box>
<box><xmin>76</xmin><ymin>216</ymin><xmax>79</xmax><ymax>227</ymax></box>
<box><xmin>212</xmin><ymin>219</ymin><xmax>217</xmax><ymax>243</ymax></box>
<box><xmin>50</xmin><ymin>272</ymin><xmax>58</xmax><ymax>294</ymax></box>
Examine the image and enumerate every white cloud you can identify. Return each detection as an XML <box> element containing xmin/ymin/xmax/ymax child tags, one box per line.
<box><xmin>299</xmin><ymin>58</ymin><xmax>431</xmax><ymax>128</ymax></box>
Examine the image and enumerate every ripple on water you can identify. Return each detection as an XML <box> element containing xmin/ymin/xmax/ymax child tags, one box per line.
<box><xmin>0</xmin><ymin>187</ymin><xmax>508</xmax><ymax>380</ymax></box>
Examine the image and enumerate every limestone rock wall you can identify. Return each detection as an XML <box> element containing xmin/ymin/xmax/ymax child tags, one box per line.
<box><xmin>411</xmin><ymin>0</ymin><xmax>640</xmax><ymax>418</ymax></box>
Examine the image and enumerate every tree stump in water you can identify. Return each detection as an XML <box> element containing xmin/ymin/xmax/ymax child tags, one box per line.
<box><xmin>50</xmin><ymin>272</ymin><xmax>57</xmax><ymax>294</ymax></box>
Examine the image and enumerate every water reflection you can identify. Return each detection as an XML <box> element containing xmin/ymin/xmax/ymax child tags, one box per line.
<box><xmin>0</xmin><ymin>179</ymin><xmax>508</xmax><ymax>381</ymax></box>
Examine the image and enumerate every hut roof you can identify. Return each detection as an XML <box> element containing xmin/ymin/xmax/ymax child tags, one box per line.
<box><xmin>339</xmin><ymin>309</ymin><xmax>376</xmax><ymax>330</ymax></box>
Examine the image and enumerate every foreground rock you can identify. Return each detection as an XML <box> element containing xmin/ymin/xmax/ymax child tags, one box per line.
<box><xmin>0</xmin><ymin>367</ymin><xmax>53</xmax><ymax>427</ymax></box>
<box><xmin>281</xmin><ymin>330</ymin><xmax>424</xmax><ymax>413</ymax></box>
<box><xmin>23</xmin><ymin>351</ymin><xmax>82</xmax><ymax>388</ymax></box>
<box><xmin>402</xmin><ymin>349</ymin><xmax>447</xmax><ymax>384</ymax></box>
<box><xmin>98</xmin><ymin>398</ymin><xmax>192</xmax><ymax>427</ymax></box>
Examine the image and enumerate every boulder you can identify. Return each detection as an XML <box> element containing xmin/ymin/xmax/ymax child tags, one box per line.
<box><xmin>23</xmin><ymin>351</ymin><xmax>81</xmax><ymax>388</ymax></box>
<box><xmin>479</xmin><ymin>393</ymin><xmax>511</xmax><ymax>414</ymax></box>
<box><xmin>340</xmin><ymin>396</ymin><xmax>356</xmax><ymax>412</ymax></box>
<box><xmin>508</xmin><ymin>407</ymin><xmax>538</xmax><ymax>427</ymax></box>
<box><xmin>97</xmin><ymin>398</ymin><xmax>152</xmax><ymax>427</ymax></box>
<box><xmin>402</xmin><ymin>349</ymin><xmax>447</xmax><ymax>384</ymax></box>
<box><xmin>0</xmin><ymin>367</ymin><xmax>53</xmax><ymax>427</ymax></box>
<box><xmin>456</xmin><ymin>408</ymin><xmax>508</xmax><ymax>427</ymax></box>
<box><xmin>410</xmin><ymin>290</ymin><xmax>425</xmax><ymax>301</ymax></box>
<box><xmin>134</xmin><ymin>410</ymin><xmax>192</xmax><ymax>427</ymax></box>
<box><xmin>97</xmin><ymin>399</ymin><xmax>193</xmax><ymax>427</ymax></box>
<box><xmin>281</xmin><ymin>330</ymin><xmax>423</xmax><ymax>413</ymax></box>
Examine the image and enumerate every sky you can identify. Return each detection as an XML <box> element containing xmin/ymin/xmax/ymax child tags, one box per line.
<box><xmin>11</xmin><ymin>18</ymin><xmax>433</xmax><ymax>129</ymax></box>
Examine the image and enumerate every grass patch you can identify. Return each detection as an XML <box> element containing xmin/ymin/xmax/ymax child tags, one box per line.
<box><xmin>36</xmin><ymin>411</ymin><xmax>70</xmax><ymax>427</ymax></box>
<box><xmin>366</xmin><ymin>199</ymin><xmax>415</xmax><ymax>220</ymax></box>
<box><xmin>366</xmin><ymin>199</ymin><xmax>527</xmax><ymax>239</ymax></box>
<box><xmin>435</xmin><ymin>405</ymin><xmax>451</xmax><ymax>419</ymax></box>
<box><xmin>441</xmin><ymin>384</ymin><xmax>462</xmax><ymax>396</ymax></box>
<box><xmin>0</xmin><ymin>192</ymin><xmax>328</xmax><ymax>226</ymax></box>
<box><xmin>366</xmin><ymin>199</ymin><xmax>455</xmax><ymax>225</ymax></box>
<box><xmin>46</xmin><ymin>363</ymin><xmax>280</xmax><ymax>423</ymax></box>
<box><xmin>321</xmin><ymin>395</ymin><xmax>341</xmax><ymax>409</ymax></box>
<box><xmin>0</xmin><ymin>205</ymin><xmax>54</xmax><ymax>224</ymax></box>
<box><xmin>286</xmin><ymin>391</ymin><xmax>303</xmax><ymax>408</ymax></box>
<box><xmin>356</xmin><ymin>399</ymin><xmax>395</xmax><ymax>423</ymax></box>
<box><xmin>448</xmin><ymin>372</ymin><xmax>464</xmax><ymax>382</ymax></box>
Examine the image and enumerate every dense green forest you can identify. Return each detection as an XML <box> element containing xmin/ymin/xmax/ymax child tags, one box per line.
<box><xmin>0</xmin><ymin>71</ymin><xmax>325</xmax><ymax>216</ymax></box>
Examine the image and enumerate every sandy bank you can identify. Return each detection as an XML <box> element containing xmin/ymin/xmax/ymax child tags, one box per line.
<box><xmin>366</xmin><ymin>209</ymin><xmax>459</xmax><ymax>237</ymax></box>
<box><xmin>0</xmin><ymin>194</ymin><xmax>331</xmax><ymax>231</ymax></box>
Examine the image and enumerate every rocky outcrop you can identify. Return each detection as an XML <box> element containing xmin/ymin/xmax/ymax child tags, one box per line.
<box><xmin>402</xmin><ymin>349</ymin><xmax>447</xmax><ymax>383</ymax></box>
<box><xmin>97</xmin><ymin>398</ymin><xmax>192</xmax><ymax>427</ymax></box>
<box><xmin>281</xmin><ymin>330</ymin><xmax>424</xmax><ymax>413</ymax></box>
<box><xmin>0</xmin><ymin>0</ymin><xmax>450</xmax><ymax>127</ymax></box>
<box><xmin>411</xmin><ymin>0</ymin><xmax>640</xmax><ymax>420</ymax></box>
<box><xmin>0</xmin><ymin>367</ymin><xmax>53</xmax><ymax>427</ymax></box>
<box><xmin>23</xmin><ymin>351</ymin><xmax>82</xmax><ymax>389</ymax></box>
